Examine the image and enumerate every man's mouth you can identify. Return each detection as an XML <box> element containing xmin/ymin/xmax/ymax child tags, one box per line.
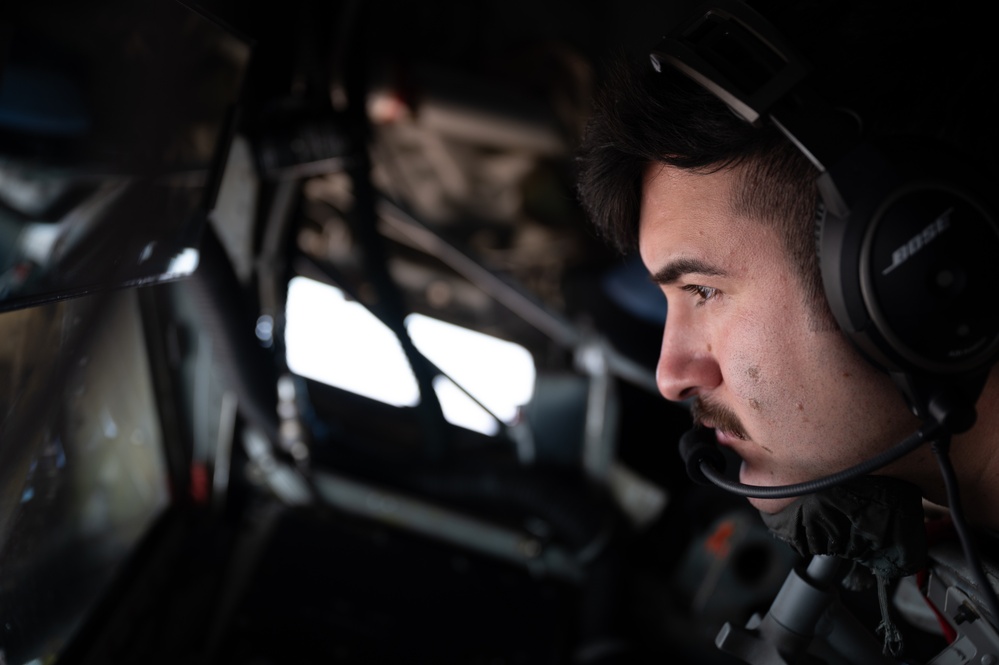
<box><xmin>690</xmin><ymin>397</ymin><xmax>748</xmax><ymax>441</ymax></box>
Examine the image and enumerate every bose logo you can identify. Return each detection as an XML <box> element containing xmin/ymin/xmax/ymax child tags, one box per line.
<box><xmin>882</xmin><ymin>207</ymin><xmax>954</xmax><ymax>276</ymax></box>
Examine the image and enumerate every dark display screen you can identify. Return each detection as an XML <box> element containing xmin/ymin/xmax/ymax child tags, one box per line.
<box><xmin>0</xmin><ymin>0</ymin><xmax>251</xmax><ymax>313</ymax></box>
<box><xmin>0</xmin><ymin>289</ymin><xmax>171</xmax><ymax>664</ymax></box>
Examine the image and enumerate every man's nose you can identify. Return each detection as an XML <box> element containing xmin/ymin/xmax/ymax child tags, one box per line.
<box><xmin>655</xmin><ymin>315</ymin><xmax>721</xmax><ymax>402</ymax></box>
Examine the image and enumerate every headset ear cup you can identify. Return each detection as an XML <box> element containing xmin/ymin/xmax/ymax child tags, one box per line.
<box><xmin>818</xmin><ymin>140</ymin><xmax>999</xmax><ymax>384</ymax></box>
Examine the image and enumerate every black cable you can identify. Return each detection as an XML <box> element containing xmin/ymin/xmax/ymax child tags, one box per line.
<box><xmin>930</xmin><ymin>438</ymin><xmax>999</xmax><ymax>627</ymax></box>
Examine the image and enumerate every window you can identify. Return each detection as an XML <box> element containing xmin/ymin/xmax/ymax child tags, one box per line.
<box><xmin>285</xmin><ymin>276</ymin><xmax>535</xmax><ymax>435</ymax></box>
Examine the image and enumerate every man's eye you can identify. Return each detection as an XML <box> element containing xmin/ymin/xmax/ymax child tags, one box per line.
<box><xmin>683</xmin><ymin>284</ymin><xmax>718</xmax><ymax>304</ymax></box>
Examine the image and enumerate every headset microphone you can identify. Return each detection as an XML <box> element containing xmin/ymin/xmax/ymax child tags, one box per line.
<box><xmin>679</xmin><ymin>383</ymin><xmax>980</xmax><ymax>499</ymax></box>
<box><xmin>679</xmin><ymin>424</ymin><xmax>944</xmax><ymax>499</ymax></box>
<box><xmin>677</xmin><ymin>426</ymin><xmax>725</xmax><ymax>487</ymax></box>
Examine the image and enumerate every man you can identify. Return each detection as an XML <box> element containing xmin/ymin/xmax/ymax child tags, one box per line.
<box><xmin>575</xmin><ymin>0</ymin><xmax>999</xmax><ymax>527</ymax></box>
<box><xmin>577</xmin><ymin>5</ymin><xmax>999</xmax><ymax>660</ymax></box>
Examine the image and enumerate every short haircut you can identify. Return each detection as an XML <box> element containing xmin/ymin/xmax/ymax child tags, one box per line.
<box><xmin>575</xmin><ymin>56</ymin><xmax>822</xmax><ymax>303</ymax></box>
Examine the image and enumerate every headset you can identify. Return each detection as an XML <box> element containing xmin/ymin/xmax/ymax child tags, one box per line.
<box><xmin>647</xmin><ymin>0</ymin><xmax>999</xmax><ymax>499</ymax></box>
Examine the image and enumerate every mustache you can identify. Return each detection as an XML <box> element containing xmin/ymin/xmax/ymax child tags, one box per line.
<box><xmin>690</xmin><ymin>397</ymin><xmax>748</xmax><ymax>440</ymax></box>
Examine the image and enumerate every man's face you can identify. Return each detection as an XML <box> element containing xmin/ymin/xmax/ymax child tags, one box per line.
<box><xmin>638</xmin><ymin>164</ymin><xmax>922</xmax><ymax>513</ymax></box>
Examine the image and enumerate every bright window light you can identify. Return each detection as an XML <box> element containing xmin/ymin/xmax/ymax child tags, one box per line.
<box><xmin>285</xmin><ymin>277</ymin><xmax>419</xmax><ymax>407</ymax></box>
<box><xmin>285</xmin><ymin>276</ymin><xmax>536</xmax><ymax>436</ymax></box>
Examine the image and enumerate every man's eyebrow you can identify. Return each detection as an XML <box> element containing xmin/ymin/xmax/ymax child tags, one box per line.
<box><xmin>649</xmin><ymin>257</ymin><xmax>727</xmax><ymax>285</ymax></box>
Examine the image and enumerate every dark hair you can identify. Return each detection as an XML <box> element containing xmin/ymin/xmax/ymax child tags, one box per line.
<box><xmin>575</xmin><ymin>54</ymin><xmax>821</xmax><ymax>299</ymax></box>
<box><xmin>575</xmin><ymin>0</ymin><xmax>998</xmax><ymax>310</ymax></box>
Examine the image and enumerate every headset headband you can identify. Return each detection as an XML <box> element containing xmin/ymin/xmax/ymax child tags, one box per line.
<box><xmin>649</xmin><ymin>0</ymin><xmax>858</xmax><ymax>174</ymax></box>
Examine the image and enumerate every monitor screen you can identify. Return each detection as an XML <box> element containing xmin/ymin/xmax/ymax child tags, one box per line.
<box><xmin>0</xmin><ymin>288</ymin><xmax>172</xmax><ymax>664</ymax></box>
<box><xmin>0</xmin><ymin>0</ymin><xmax>251</xmax><ymax>313</ymax></box>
